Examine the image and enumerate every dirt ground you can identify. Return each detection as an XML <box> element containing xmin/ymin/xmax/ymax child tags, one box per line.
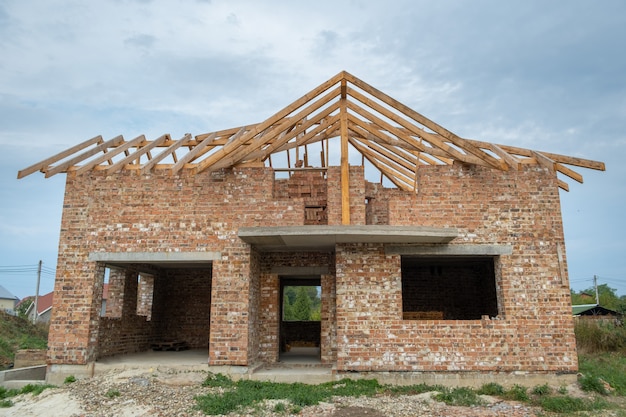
<box><xmin>0</xmin><ymin>368</ymin><xmax>621</xmax><ymax>417</ymax></box>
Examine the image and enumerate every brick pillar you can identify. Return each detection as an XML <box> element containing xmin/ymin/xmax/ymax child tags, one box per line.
<box><xmin>259</xmin><ymin>273</ymin><xmax>280</xmax><ymax>363</ymax></box>
<box><xmin>47</xmin><ymin>261</ymin><xmax>104</xmax><ymax>365</ymax></box>
<box><xmin>208</xmin><ymin>243</ymin><xmax>251</xmax><ymax>365</ymax></box>
<box><xmin>320</xmin><ymin>273</ymin><xmax>337</xmax><ymax>364</ymax></box>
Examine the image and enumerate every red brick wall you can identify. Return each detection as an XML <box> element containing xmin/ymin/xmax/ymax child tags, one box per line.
<box><xmin>50</xmin><ymin>162</ymin><xmax>577</xmax><ymax>374</ymax></box>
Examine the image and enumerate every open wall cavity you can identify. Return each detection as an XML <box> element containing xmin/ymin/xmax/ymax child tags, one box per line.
<box><xmin>97</xmin><ymin>262</ymin><xmax>212</xmax><ymax>359</ymax></box>
<box><xmin>401</xmin><ymin>256</ymin><xmax>499</xmax><ymax>320</ymax></box>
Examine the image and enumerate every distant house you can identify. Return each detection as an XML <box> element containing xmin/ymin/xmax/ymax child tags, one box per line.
<box><xmin>25</xmin><ymin>291</ymin><xmax>54</xmax><ymax>323</ymax></box>
<box><xmin>573</xmin><ymin>304</ymin><xmax>620</xmax><ymax>318</ymax></box>
<box><xmin>0</xmin><ymin>284</ymin><xmax>19</xmax><ymax>314</ymax></box>
<box><xmin>24</xmin><ymin>285</ymin><xmax>109</xmax><ymax>323</ymax></box>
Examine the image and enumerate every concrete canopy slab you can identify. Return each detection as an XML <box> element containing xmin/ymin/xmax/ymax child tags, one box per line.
<box><xmin>238</xmin><ymin>225</ymin><xmax>458</xmax><ymax>252</ymax></box>
<box><xmin>88</xmin><ymin>251</ymin><xmax>221</xmax><ymax>268</ymax></box>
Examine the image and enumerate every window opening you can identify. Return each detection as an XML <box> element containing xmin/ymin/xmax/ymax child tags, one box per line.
<box><xmin>401</xmin><ymin>256</ymin><xmax>498</xmax><ymax>320</ymax></box>
<box><xmin>136</xmin><ymin>273</ymin><xmax>154</xmax><ymax>321</ymax></box>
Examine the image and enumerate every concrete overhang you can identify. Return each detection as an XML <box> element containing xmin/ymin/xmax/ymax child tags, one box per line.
<box><xmin>238</xmin><ymin>225</ymin><xmax>458</xmax><ymax>252</ymax></box>
<box><xmin>88</xmin><ymin>251</ymin><xmax>221</xmax><ymax>268</ymax></box>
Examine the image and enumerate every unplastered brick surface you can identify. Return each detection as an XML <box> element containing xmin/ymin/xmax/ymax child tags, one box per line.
<box><xmin>51</xmin><ymin>168</ymin><xmax>301</xmax><ymax>365</ymax></box>
<box><xmin>334</xmin><ymin>164</ymin><xmax>576</xmax><ymax>373</ymax></box>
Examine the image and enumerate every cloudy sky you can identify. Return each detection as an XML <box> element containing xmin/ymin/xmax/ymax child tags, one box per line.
<box><xmin>1</xmin><ymin>0</ymin><xmax>624</xmax><ymax>299</ymax></box>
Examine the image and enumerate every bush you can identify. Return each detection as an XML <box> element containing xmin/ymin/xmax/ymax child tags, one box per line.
<box><xmin>477</xmin><ymin>382</ymin><xmax>504</xmax><ymax>396</ymax></box>
<box><xmin>434</xmin><ymin>387</ymin><xmax>484</xmax><ymax>407</ymax></box>
<box><xmin>575</xmin><ymin>320</ymin><xmax>626</xmax><ymax>354</ymax></box>
<box><xmin>503</xmin><ymin>384</ymin><xmax>529</xmax><ymax>402</ymax></box>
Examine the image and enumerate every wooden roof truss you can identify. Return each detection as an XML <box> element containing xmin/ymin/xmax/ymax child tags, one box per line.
<box><xmin>19</xmin><ymin>71</ymin><xmax>605</xmax><ymax>201</ymax></box>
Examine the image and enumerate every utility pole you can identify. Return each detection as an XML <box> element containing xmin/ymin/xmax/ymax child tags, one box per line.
<box><xmin>33</xmin><ymin>260</ymin><xmax>42</xmax><ymax>324</ymax></box>
<box><xmin>594</xmin><ymin>274</ymin><xmax>599</xmax><ymax>306</ymax></box>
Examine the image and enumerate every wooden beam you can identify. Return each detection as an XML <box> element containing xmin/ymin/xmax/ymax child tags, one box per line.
<box><xmin>141</xmin><ymin>134</ymin><xmax>192</xmax><ymax>174</ymax></box>
<box><xmin>45</xmin><ymin>135</ymin><xmax>125</xmax><ymax>178</ymax></box>
<box><xmin>207</xmin><ymin>87</ymin><xmax>341</xmax><ymax>171</ymax></box>
<box><xmin>488</xmin><ymin>143</ymin><xmax>521</xmax><ymax>170</ymax></box>
<box><xmin>171</xmin><ymin>132</ymin><xmax>218</xmax><ymax>174</ymax></box>
<box><xmin>555</xmin><ymin>163</ymin><xmax>583</xmax><ymax>184</ymax></box>
<box><xmin>75</xmin><ymin>135</ymin><xmax>147</xmax><ymax>176</ymax></box>
<box><xmin>344</xmin><ymin>73</ymin><xmax>507</xmax><ymax>170</ymax></box>
<box><xmin>340</xmin><ymin>79</ymin><xmax>350</xmax><ymax>225</ymax></box>
<box><xmin>18</xmin><ymin>135</ymin><xmax>103</xmax><ymax>179</ymax></box>
<box><xmin>532</xmin><ymin>151</ymin><xmax>555</xmax><ymax>173</ymax></box>
<box><xmin>350</xmin><ymin>139</ymin><xmax>413</xmax><ymax>191</ymax></box>
<box><xmin>195</xmin><ymin>72</ymin><xmax>344</xmax><ymax>173</ymax></box>
<box><xmin>346</xmin><ymin>91</ymin><xmax>485</xmax><ymax>165</ymax></box>
<box><xmin>106</xmin><ymin>134</ymin><xmax>170</xmax><ymax>174</ymax></box>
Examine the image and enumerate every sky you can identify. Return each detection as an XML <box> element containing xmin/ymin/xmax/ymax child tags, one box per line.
<box><xmin>0</xmin><ymin>0</ymin><xmax>624</xmax><ymax>300</ymax></box>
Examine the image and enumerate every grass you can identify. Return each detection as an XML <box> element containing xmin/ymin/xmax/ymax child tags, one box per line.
<box><xmin>196</xmin><ymin>375</ymin><xmax>382</xmax><ymax>415</ymax></box>
<box><xmin>0</xmin><ymin>383</ymin><xmax>56</xmax><ymax>408</ymax></box>
<box><xmin>0</xmin><ymin>311</ymin><xmax>48</xmax><ymax>369</ymax></box>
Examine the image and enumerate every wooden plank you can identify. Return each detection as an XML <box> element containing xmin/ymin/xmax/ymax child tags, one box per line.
<box><xmin>344</xmin><ymin>73</ymin><xmax>507</xmax><ymax>170</ymax></box>
<box><xmin>350</xmin><ymin>136</ymin><xmax>416</xmax><ymax>180</ymax></box>
<box><xmin>532</xmin><ymin>151</ymin><xmax>555</xmax><ymax>173</ymax></box>
<box><xmin>346</xmin><ymin>92</ymin><xmax>484</xmax><ymax>165</ymax></box>
<box><xmin>195</xmin><ymin>72</ymin><xmax>345</xmax><ymax>173</ymax></box>
<box><xmin>340</xmin><ymin>79</ymin><xmax>350</xmax><ymax>225</ymax></box>
<box><xmin>349</xmin><ymin>124</ymin><xmax>417</xmax><ymax>174</ymax></box>
<box><xmin>171</xmin><ymin>132</ymin><xmax>218</xmax><ymax>174</ymax></box>
<box><xmin>351</xmin><ymin>139</ymin><xmax>413</xmax><ymax>190</ymax></box>
<box><xmin>207</xmin><ymin>87</ymin><xmax>342</xmax><ymax>171</ymax></box>
<box><xmin>45</xmin><ymin>135</ymin><xmax>124</xmax><ymax>178</ymax></box>
<box><xmin>18</xmin><ymin>135</ymin><xmax>103</xmax><ymax>179</ymax></box>
<box><xmin>75</xmin><ymin>135</ymin><xmax>147</xmax><ymax>176</ymax></box>
<box><xmin>555</xmin><ymin>163</ymin><xmax>583</xmax><ymax>184</ymax></box>
<box><xmin>468</xmin><ymin>139</ymin><xmax>605</xmax><ymax>171</ymax></box>
<box><xmin>558</xmin><ymin>179</ymin><xmax>569</xmax><ymax>191</ymax></box>
<box><xmin>141</xmin><ymin>133</ymin><xmax>192</xmax><ymax>174</ymax></box>
<box><xmin>488</xmin><ymin>143</ymin><xmax>521</xmax><ymax>170</ymax></box>
<box><xmin>106</xmin><ymin>134</ymin><xmax>170</xmax><ymax>174</ymax></box>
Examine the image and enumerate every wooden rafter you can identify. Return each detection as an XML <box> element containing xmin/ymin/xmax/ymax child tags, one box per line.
<box><xmin>18</xmin><ymin>71</ymin><xmax>604</xmax><ymax>195</ymax></box>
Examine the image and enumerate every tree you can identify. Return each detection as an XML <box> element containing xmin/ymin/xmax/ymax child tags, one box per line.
<box><xmin>291</xmin><ymin>286</ymin><xmax>312</xmax><ymax>321</ymax></box>
<box><xmin>571</xmin><ymin>284</ymin><xmax>626</xmax><ymax>314</ymax></box>
<box><xmin>15</xmin><ymin>298</ymin><xmax>33</xmax><ymax>319</ymax></box>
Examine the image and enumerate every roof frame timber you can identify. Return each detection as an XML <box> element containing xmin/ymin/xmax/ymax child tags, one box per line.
<box><xmin>18</xmin><ymin>71</ymin><xmax>604</xmax><ymax>196</ymax></box>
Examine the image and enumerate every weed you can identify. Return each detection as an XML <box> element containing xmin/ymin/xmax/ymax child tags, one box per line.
<box><xmin>557</xmin><ymin>386</ymin><xmax>568</xmax><ymax>395</ymax></box>
<box><xmin>477</xmin><ymin>382</ymin><xmax>505</xmax><ymax>396</ymax></box>
<box><xmin>579</xmin><ymin>352</ymin><xmax>626</xmax><ymax>395</ymax></box>
<box><xmin>105</xmin><ymin>389</ymin><xmax>121</xmax><ymax>398</ymax></box>
<box><xmin>531</xmin><ymin>384</ymin><xmax>551</xmax><ymax>396</ymax></box>
<box><xmin>20</xmin><ymin>384</ymin><xmax>55</xmax><ymax>396</ymax></box>
<box><xmin>272</xmin><ymin>401</ymin><xmax>286</xmax><ymax>412</ymax></box>
<box><xmin>0</xmin><ymin>399</ymin><xmax>13</xmax><ymax>408</ymax></box>
<box><xmin>579</xmin><ymin>374</ymin><xmax>609</xmax><ymax>395</ymax></box>
<box><xmin>434</xmin><ymin>387</ymin><xmax>484</xmax><ymax>407</ymax></box>
<box><xmin>202</xmin><ymin>373</ymin><xmax>234</xmax><ymax>388</ymax></box>
<box><xmin>195</xmin><ymin>375</ymin><xmax>383</xmax><ymax>415</ymax></box>
<box><xmin>538</xmin><ymin>395</ymin><xmax>609</xmax><ymax>413</ymax></box>
<box><xmin>387</xmin><ymin>382</ymin><xmax>442</xmax><ymax>395</ymax></box>
<box><xmin>503</xmin><ymin>384</ymin><xmax>529</xmax><ymax>402</ymax></box>
<box><xmin>64</xmin><ymin>375</ymin><xmax>76</xmax><ymax>384</ymax></box>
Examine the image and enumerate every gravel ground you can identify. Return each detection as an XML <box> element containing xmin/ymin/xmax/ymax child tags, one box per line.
<box><xmin>1</xmin><ymin>368</ymin><xmax>621</xmax><ymax>417</ymax></box>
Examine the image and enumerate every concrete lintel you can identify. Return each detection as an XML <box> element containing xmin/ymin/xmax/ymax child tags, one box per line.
<box><xmin>270</xmin><ymin>266</ymin><xmax>330</xmax><ymax>276</ymax></box>
<box><xmin>385</xmin><ymin>244</ymin><xmax>513</xmax><ymax>256</ymax></box>
<box><xmin>88</xmin><ymin>251</ymin><xmax>221</xmax><ymax>263</ymax></box>
<box><xmin>239</xmin><ymin>225</ymin><xmax>458</xmax><ymax>252</ymax></box>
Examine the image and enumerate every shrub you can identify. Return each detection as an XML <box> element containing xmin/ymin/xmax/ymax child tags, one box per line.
<box><xmin>434</xmin><ymin>387</ymin><xmax>484</xmax><ymax>407</ymax></box>
<box><xmin>64</xmin><ymin>375</ymin><xmax>76</xmax><ymax>384</ymax></box>
<box><xmin>477</xmin><ymin>382</ymin><xmax>504</xmax><ymax>396</ymax></box>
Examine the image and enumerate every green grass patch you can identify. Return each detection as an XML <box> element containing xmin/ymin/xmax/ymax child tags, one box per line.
<box><xmin>502</xmin><ymin>384</ymin><xmax>529</xmax><ymax>402</ymax></box>
<box><xmin>579</xmin><ymin>352</ymin><xmax>626</xmax><ymax>396</ymax></box>
<box><xmin>0</xmin><ymin>311</ymin><xmax>48</xmax><ymax>369</ymax></box>
<box><xmin>64</xmin><ymin>375</ymin><xmax>76</xmax><ymax>384</ymax></box>
<box><xmin>476</xmin><ymin>382</ymin><xmax>505</xmax><ymax>396</ymax></box>
<box><xmin>0</xmin><ymin>383</ymin><xmax>56</xmax><ymax>408</ymax></box>
<box><xmin>105</xmin><ymin>389</ymin><xmax>121</xmax><ymax>398</ymax></box>
<box><xmin>433</xmin><ymin>386</ymin><xmax>484</xmax><ymax>407</ymax></box>
<box><xmin>195</xmin><ymin>375</ymin><xmax>382</xmax><ymax>415</ymax></box>
<box><xmin>538</xmin><ymin>395</ymin><xmax>610</xmax><ymax>413</ymax></box>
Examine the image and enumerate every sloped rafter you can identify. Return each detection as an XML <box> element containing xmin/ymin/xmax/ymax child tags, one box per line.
<box><xmin>18</xmin><ymin>71</ymin><xmax>604</xmax><ymax>194</ymax></box>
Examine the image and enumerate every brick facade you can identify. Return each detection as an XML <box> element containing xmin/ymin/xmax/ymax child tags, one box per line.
<box><xmin>47</xmin><ymin>162</ymin><xmax>577</xmax><ymax>376</ymax></box>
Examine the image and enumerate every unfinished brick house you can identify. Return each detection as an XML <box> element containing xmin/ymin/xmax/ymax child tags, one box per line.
<box><xmin>19</xmin><ymin>72</ymin><xmax>605</xmax><ymax>385</ymax></box>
